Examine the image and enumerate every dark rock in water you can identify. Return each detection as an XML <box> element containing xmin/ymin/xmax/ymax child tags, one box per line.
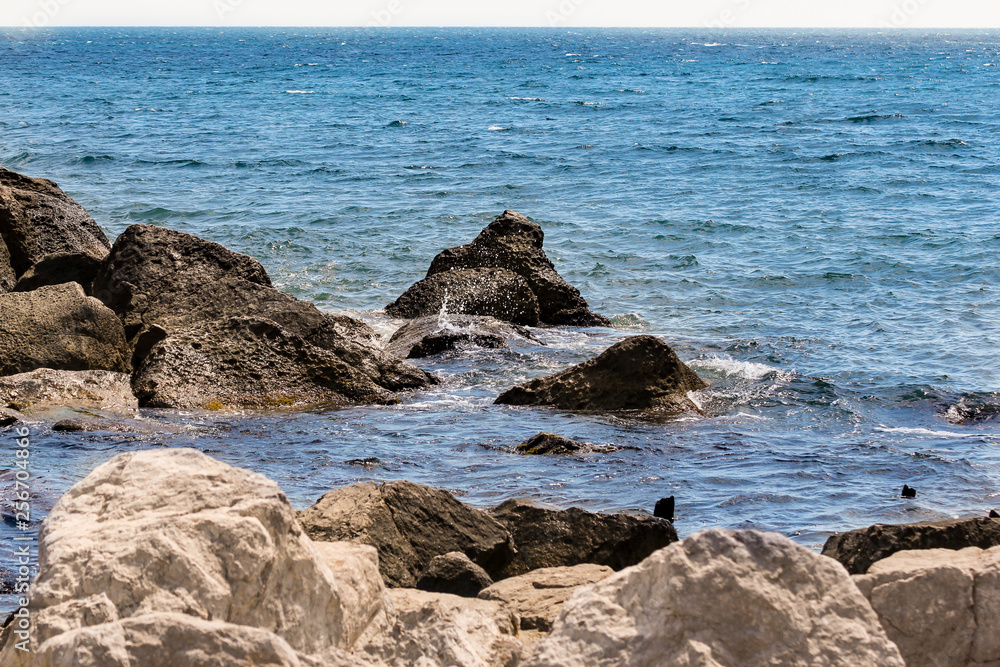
<box><xmin>385</xmin><ymin>267</ymin><xmax>541</xmax><ymax>326</ymax></box>
<box><xmin>0</xmin><ymin>166</ymin><xmax>110</xmax><ymax>276</ymax></box>
<box><xmin>654</xmin><ymin>496</ymin><xmax>675</xmax><ymax>521</ymax></box>
<box><xmin>496</xmin><ymin>335</ymin><xmax>708</xmax><ymax>413</ymax></box>
<box><xmin>389</xmin><ymin>209</ymin><xmax>611</xmax><ymax>326</ymax></box>
<box><xmin>821</xmin><ymin>516</ymin><xmax>1000</xmax><ymax>574</ymax></box>
<box><xmin>0</xmin><ymin>407</ymin><xmax>21</xmax><ymax>427</ymax></box>
<box><xmin>387</xmin><ymin>120</ymin><xmax>407</xmax><ymax>127</ymax></box>
<box><xmin>990</xmin><ymin>510</ymin><xmax>1000</xmax><ymax>518</ymax></box>
<box><xmin>0</xmin><ymin>283</ymin><xmax>129</xmax><ymax>376</ymax></box>
<box><xmin>298</xmin><ymin>480</ymin><xmax>516</xmax><ymax>588</ymax></box>
<box><xmin>12</xmin><ymin>252</ymin><xmax>103</xmax><ymax>293</ymax></box>
<box><xmin>944</xmin><ymin>395</ymin><xmax>1000</xmax><ymax>424</ymax></box>
<box><xmin>0</xmin><ymin>566</ymin><xmax>15</xmax><ymax>595</ymax></box>
<box><xmin>52</xmin><ymin>419</ymin><xmax>88</xmax><ymax>432</ymax></box>
<box><xmin>901</xmin><ymin>484</ymin><xmax>916</xmax><ymax>498</ymax></box>
<box><xmin>344</xmin><ymin>457</ymin><xmax>382</xmax><ymax>468</ymax></box>
<box><xmin>490</xmin><ymin>498</ymin><xmax>678</xmax><ymax>579</ymax></box>
<box><xmin>0</xmin><ymin>237</ymin><xmax>14</xmax><ymax>292</ymax></box>
<box><xmin>133</xmin><ymin>316</ymin><xmax>398</xmax><ymax>409</ymax></box>
<box><xmin>92</xmin><ymin>225</ymin><xmax>433</xmax><ymax>406</ymax></box>
<box><xmin>514</xmin><ymin>432</ymin><xmax>621</xmax><ymax>455</ymax></box>
<box><xmin>386</xmin><ymin>314</ymin><xmax>540</xmax><ymax>359</ymax></box>
<box><xmin>416</xmin><ymin>551</ymin><xmax>494</xmax><ymax>598</ymax></box>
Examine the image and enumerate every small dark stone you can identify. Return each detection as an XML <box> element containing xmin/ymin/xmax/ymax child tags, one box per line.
<box><xmin>52</xmin><ymin>419</ymin><xmax>88</xmax><ymax>432</ymax></box>
<box><xmin>901</xmin><ymin>484</ymin><xmax>917</xmax><ymax>498</ymax></box>
<box><xmin>416</xmin><ymin>551</ymin><xmax>494</xmax><ymax>598</ymax></box>
<box><xmin>990</xmin><ymin>510</ymin><xmax>999</xmax><ymax>519</ymax></box>
<box><xmin>654</xmin><ymin>496</ymin><xmax>675</xmax><ymax>522</ymax></box>
<box><xmin>517</xmin><ymin>432</ymin><xmax>585</xmax><ymax>455</ymax></box>
<box><xmin>344</xmin><ymin>457</ymin><xmax>381</xmax><ymax>468</ymax></box>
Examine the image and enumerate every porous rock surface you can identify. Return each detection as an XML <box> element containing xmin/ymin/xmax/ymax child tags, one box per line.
<box><xmin>416</xmin><ymin>551</ymin><xmax>495</xmax><ymax>598</ymax></box>
<box><xmin>0</xmin><ymin>368</ymin><xmax>137</xmax><ymax>415</ymax></box>
<box><xmin>385</xmin><ymin>267</ymin><xmax>541</xmax><ymax>326</ymax></box>
<box><xmin>12</xmin><ymin>251</ymin><xmax>103</xmax><ymax>293</ymax></box>
<box><xmin>386</xmin><ymin>313</ymin><xmax>539</xmax><ymax>359</ymax></box>
<box><xmin>495</xmin><ymin>335</ymin><xmax>707</xmax><ymax>413</ymax></box>
<box><xmin>525</xmin><ymin>529</ymin><xmax>906</xmax><ymax>667</ymax></box>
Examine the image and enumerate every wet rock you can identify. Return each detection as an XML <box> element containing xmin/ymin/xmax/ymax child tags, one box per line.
<box><xmin>416</xmin><ymin>552</ymin><xmax>494</xmax><ymax>598</ymax></box>
<box><xmin>854</xmin><ymin>545</ymin><xmax>1000</xmax><ymax>667</ymax></box>
<box><xmin>0</xmin><ymin>369</ymin><xmax>137</xmax><ymax>416</ymax></box>
<box><xmin>11</xmin><ymin>252</ymin><xmax>103</xmax><ymax>293</ymax></box>
<box><xmin>0</xmin><ymin>283</ymin><xmax>129</xmax><ymax>376</ymax></box>
<box><xmin>385</xmin><ymin>267</ymin><xmax>541</xmax><ymax>325</ymax></box>
<box><xmin>132</xmin><ymin>316</ymin><xmax>398</xmax><ymax>409</ymax></box>
<box><xmin>653</xmin><ymin>496</ymin><xmax>675</xmax><ymax>521</ymax></box>
<box><xmin>478</xmin><ymin>564</ymin><xmax>614</xmax><ymax>632</ymax></box>
<box><xmin>901</xmin><ymin>484</ymin><xmax>916</xmax><ymax>498</ymax></box>
<box><xmin>496</xmin><ymin>335</ymin><xmax>707</xmax><ymax>413</ymax></box>
<box><xmin>0</xmin><ymin>407</ymin><xmax>23</xmax><ymax>427</ymax></box>
<box><xmin>944</xmin><ymin>394</ymin><xmax>1000</xmax><ymax>424</ymax></box>
<box><xmin>0</xmin><ymin>167</ymin><xmax>111</xmax><ymax>276</ymax></box>
<box><xmin>389</xmin><ymin>209</ymin><xmax>610</xmax><ymax>326</ymax></box>
<box><xmin>822</xmin><ymin>515</ymin><xmax>1000</xmax><ymax>574</ymax></box>
<box><xmin>92</xmin><ymin>225</ymin><xmax>433</xmax><ymax>404</ymax></box>
<box><xmin>515</xmin><ymin>432</ymin><xmax>620</xmax><ymax>455</ymax></box>
<box><xmin>525</xmin><ymin>530</ymin><xmax>905</xmax><ymax>667</ymax></box>
<box><xmin>491</xmin><ymin>498</ymin><xmax>677</xmax><ymax>578</ymax></box>
<box><xmin>344</xmin><ymin>457</ymin><xmax>382</xmax><ymax>468</ymax></box>
<box><xmin>386</xmin><ymin>313</ymin><xmax>539</xmax><ymax>359</ymax></box>
<box><xmin>52</xmin><ymin>419</ymin><xmax>90</xmax><ymax>432</ymax></box>
<box><xmin>299</xmin><ymin>480</ymin><xmax>516</xmax><ymax>588</ymax></box>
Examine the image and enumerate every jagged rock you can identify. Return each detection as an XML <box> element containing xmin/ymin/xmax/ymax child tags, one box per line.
<box><xmin>388</xmin><ymin>210</ymin><xmax>610</xmax><ymax>326</ymax></box>
<box><xmin>0</xmin><ymin>167</ymin><xmax>110</xmax><ymax>277</ymax></box>
<box><xmin>854</xmin><ymin>545</ymin><xmax>1000</xmax><ymax>667</ymax></box>
<box><xmin>0</xmin><ymin>406</ymin><xmax>24</xmax><ymax>427</ymax></box>
<box><xmin>417</xmin><ymin>552</ymin><xmax>494</xmax><ymax>598</ymax></box>
<box><xmin>0</xmin><ymin>449</ymin><xmax>387</xmax><ymax>665</ymax></box>
<box><xmin>12</xmin><ymin>252</ymin><xmax>103</xmax><ymax>293</ymax></box>
<box><xmin>491</xmin><ymin>499</ymin><xmax>677</xmax><ymax>578</ymax></box>
<box><xmin>478</xmin><ymin>564</ymin><xmax>614</xmax><ymax>632</ymax></box>
<box><xmin>358</xmin><ymin>588</ymin><xmax>521</xmax><ymax>667</ymax></box>
<box><xmin>0</xmin><ymin>237</ymin><xmax>14</xmax><ymax>291</ymax></box>
<box><xmin>525</xmin><ymin>529</ymin><xmax>905</xmax><ymax>667</ymax></box>
<box><xmin>386</xmin><ymin>313</ymin><xmax>540</xmax><ymax>359</ymax></box>
<box><xmin>0</xmin><ymin>369</ymin><xmax>137</xmax><ymax>416</ymax></box>
<box><xmin>91</xmin><ymin>225</ymin><xmax>432</xmax><ymax>405</ymax></box>
<box><xmin>515</xmin><ymin>432</ymin><xmax>621</xmax><ymax>455</ymax></box>
<box><xmin>822</xmin><ymin>515</ymin><xmax>1000</xmax><ymax>574</ymax></box>
<box><xmin>496</xmin><ymin>335</ymin><xmax>707</xmax><ymax>413</ymax></box>
<box><xmin>385</xmin><ymin>267</ymin><xmax>541</xmax><ymax>326</ymax></box>
<box><xmin>132</xmin><ymin>316</ymin><xmax>397</xmax><ymax>409</ymax></box>
<box><xmin>298</xmin><ymin>480</ymin><xmax>516</xmax><ymax>588</ymax></box>
<box><xmin>0</xmin><ymin>283</ymin><xmax>129</xmax><ymax>376</ymax></box>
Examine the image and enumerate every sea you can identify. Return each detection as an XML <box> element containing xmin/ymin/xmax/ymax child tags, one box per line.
<box><xmin>1</xmin><ymin>28</ymin><xmax>999</xmax><ymax>596</ymax></box>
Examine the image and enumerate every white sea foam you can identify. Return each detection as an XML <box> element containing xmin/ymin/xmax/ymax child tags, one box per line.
<box><xmin>488</xmin><ymin>125</ymin><xmax>512</xmax><ymax>131</ymax></box>
<box><xmin>875</xmin><ymin>426</ymin><xmax>988</xmax><ymax>439</ymax></box>
<box><xmin>285</xmin><ymin>90</ymin><xmax>315</xmax><ymax>94</ymax></box>
<box><xmin>690</xmin><ymin>355</ymin><xmax>792</xmax><ymax>382</ymax></box>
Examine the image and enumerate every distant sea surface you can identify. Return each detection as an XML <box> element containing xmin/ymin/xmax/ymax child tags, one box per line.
<box><xmin>2</xmin><ymin>28</ymin><xmax>1000</xmax><ymax>562</ymax></box>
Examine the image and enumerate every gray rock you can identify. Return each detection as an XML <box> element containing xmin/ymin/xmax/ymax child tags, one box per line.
<box><xmin>386</xmin><ymin>314</ymin><xmax>540</xmax><ymax>359</ymax></box>
<box><xmin>496</xmin><ymin>335</ymin><xmax>707</xmax><ymax>413</ymax></box>
<box><xmin>0</xmin><ymin>368</ymin><xmax>137</xmax><ymax>418</ymax></box>
<box><xmin>11</xmin><ymin>252</ymin><xmax>103</xmax><ymax>293</ymax></box>
<box><xmin>298</xmin><ymin>480</ymin><xmax>516</xmax><ymax>588</ymax></box>
<box><xmin>0</xmin><ymin>167</ymin><xmax>110</xmax><ymax>276</ymax></box>
<box><xmin>0</xmin><ymin>283</ymin><xmax>129</xmax><ymax>376</ymax></box>
<box><xmin>822</xmin><ymin>515</ymin><xmax>1000</xmax><ymax>574</ymax></box>
<box><xmin>491</xmin><ymin>498</ymin><xmax>677</xmax><ymax>579</ymax></box>
<box><xmin>417</xmin><ymin>552</ymin><xmax>494</xmax><ymax>598</ymax></box>
<box><xmin>385</xmin><ymin>267</ymin><xmax>541</xmax><ymax>325</ymax></box>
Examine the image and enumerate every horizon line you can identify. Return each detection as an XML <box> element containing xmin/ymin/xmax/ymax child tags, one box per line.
<box><xmin>3</xmin><ymin>24</ymin><xmax>999</xmax><ymax>30</ymax></box>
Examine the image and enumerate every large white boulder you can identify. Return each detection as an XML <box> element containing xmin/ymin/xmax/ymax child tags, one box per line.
<box><xmin>525</xmin><ymin>529</ymin><xmax>905</xmax><ymax>667</ymax></box>
<box><xmin>854</xmin><ymin>545</ymin><xmax>1000</xmax><ymax>667</ymax></box>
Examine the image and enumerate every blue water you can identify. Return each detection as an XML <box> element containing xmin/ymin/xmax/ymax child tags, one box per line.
<box><xmin>2</xmin><ymin>29</ymin><xmax>1000</xmax><ymax>588</ymax></box>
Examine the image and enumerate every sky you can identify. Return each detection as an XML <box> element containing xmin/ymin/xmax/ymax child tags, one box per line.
<box><xmin>3</xmin><ymin>0</ymin><xmax>1000</xmax><ymax>29</ymax></box>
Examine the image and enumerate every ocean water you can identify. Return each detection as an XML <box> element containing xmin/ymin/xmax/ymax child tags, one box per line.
<box><xmin>2</xmin><ymin>28</ymin><xmax>1000</xmax><ymax>583</ymax></box>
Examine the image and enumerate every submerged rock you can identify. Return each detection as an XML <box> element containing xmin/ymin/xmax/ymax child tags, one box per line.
<box><xmin>525</xmin><ymin>529</ymin><xmax>905</xmax><ymax>667</ymax></box>
<box><xmin>515</xmin><ymin>432</ymin><xmax>621</xmax><ymax>455</ymax></box>
<box><xmin>822</xmin><ymin>515</ymin><xmax>1000</xmax><ymax>574</ymax></box>
<box><xmin>0</xmin><ymin>167</ymin><xmax>110</xmax><ymax>276</ymax></box>
<box><xmin>387</xmin><ymin>210</ymin><xmax>610</xmax><ymax>326</ymax></box>
<box><xmin>11</xmin><ymin>251</ymin><xmax>103</xmax><ymax>293</ymax></box>
<box><xmin>496</xmin><ymin>335</ymin><xmax>707</xmax><ymax>413</ymax></box>
<box><xmin>854</xmin><ymin>545</ymin><xmax>1000</xmax><ymax>667</ymax></box>
<box><xmin>386</xmin><ymin>313</ymin><xmax>540</xmax><ymax>359</ymax></box>
<box><xmin>0</xmin><ymin>283</ymin><xmax>129</xmax><ymax>377</ymax></box>
<box><xmin>385</xmin><ymin>267</ymin><xmax>541</xmax><ymax>325</ymax></box>
<box><xmin>416</xmin><ymin>551</ymin><xmax>494</xmax><ymax>598</ymax></box>
<box><xmin>490</xmin><ymin>498</ymin><xmax>677</xmax><ymax>578</ymax></box>
<box><xmin>298</xmin><ymin>480</ymin><xmax>516</xmax><ymax>588</ymax></box>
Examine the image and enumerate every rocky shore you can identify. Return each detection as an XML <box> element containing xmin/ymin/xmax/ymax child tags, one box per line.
<box><xmin>3</xmin><ymin>165</ymin><xmax>1000</xmax><ymax>665</ymax></box>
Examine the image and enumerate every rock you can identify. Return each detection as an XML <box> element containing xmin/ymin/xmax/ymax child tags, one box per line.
<box><xmin>0</xmin><ymin>369</ymin><xmax>137</xmax><ymax>416</ymax></box>
<box><xmin>991</xmin><ymin>510</ymin><xmax>999</xmax><ymax>519</ymax></box>
<box><xmin>310</xmin><ymin>541</ymin><xmax>393</xmax><ymax>649</ymax></box>
<box><xmin>653</xmin><ymin>496</ymin><xmax>674</xmax><ymax>521</ymax></box>
<box><xmin>52</xmin><ymin>419</ymin><xmax>91</xmax><ymax>432</ymax></box>
<box><xmin>821</xmin><ymin>515</ymin><xmax>1000</xmax><ymax>574</ymax></box>
<box><xmin>358</xmin><ymin>588</ymin><xmax>521</xmax><ymax>667</ymax></box>
<box><xmin>0</xmin><ymin>167</ymin><xmax>110</xmax><ymax>276</ymax></box>
<box><xmin>11</xmin><ymin>251</ymin><xmax>103</xmax><ymax>293</ymax></box>
<box><xmin>299</xmin><ymin>480</ymin><xmax>516</xmax><ymax>588</ymax></box>
<box><xmin>417</xmin><ymin>552</ymin><xmax>494</xmax><ymax>598</ymax></box>
<box><xmin>515</xmin><ymin>432</ymin><xmax>619</xmax><ymax>455</ymax></box>
<box><xmin>0</xmin><ymin>237</ymin><xmax>14</xmax><ymax>292</ymax></box>
<box><xmin>386</xmin><ymin>313</ymin><xmax>540</xmax><ymax>359</ymax></box>
<box><xmin>491</xmin><ymin>499</ymin><xmax>677</xmax><ymax>578</ymax></box>
<box><xmin>0</xmin><ymin>406</ymin><xmax>23</xmax><ymax>427</ymax></box>
<box><xmin>478</xmin><ymin>564</ymin><xmax>614</xmax><ymax>632</ymax></box>
<box><xmin>0</xmin><ymin>283</ymin><xmax>129</xmax><ymax>376</ymax></box>
<box><xmin>416</xmin><ymin>209</ymin><xmax>610</xmax><ymax>326</ymax></box>
<box><xmin>944</xmin><ymin>394</ymin><xmax>1000</xmax><ymax>424</ymax></box>
<box><xmin>496</xmin><ymin>335</ymin><xmax>707</xmax><ymax>413</ymax></box>
<box><xmin>901</xmin><ymin>484</ymin><xmax>916</xmax><ymax>498</ymax></box>
<box><xmin>854</xmin><ymin>545</ymin><xmax>1000</xmax><ymax>667</ymax></box>
<box><xmin>525</xmin><ymin>529</ymin><xmax>906</xmax><ymax>667</ymax></box>
<box><xmin>91</xmin><ymin>225</ymin><xmax>433</xmax><ymax>403</ymax></box>
<box><xmin>0</xmin><ymin>449</ymin><xmax>387</xmax><ymax>665</ymax></box>
<box><xmin>132</xmin><ymin>316</ymin><xmax>398</xmax><ymax>409</ymax></box>
<box><xmin>385</xmin><ymin>267</ymin><xmax>541</xmax><ymax>326</ymax></box>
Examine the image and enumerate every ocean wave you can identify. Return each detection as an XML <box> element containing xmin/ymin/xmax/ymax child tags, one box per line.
<box><xmin>285</xmin><ymin>90</ymin><xmax>315</xmax><ymax>94</ymax></box>
<box><xmin>875</xmin><ymin>426</ymin><xmax>987</xmax><ymax>439</ymax></box>
<box><xmin>690</xmin><ymin>356</ymin><xmax>793</xmax><ymax>382</ymax></box>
